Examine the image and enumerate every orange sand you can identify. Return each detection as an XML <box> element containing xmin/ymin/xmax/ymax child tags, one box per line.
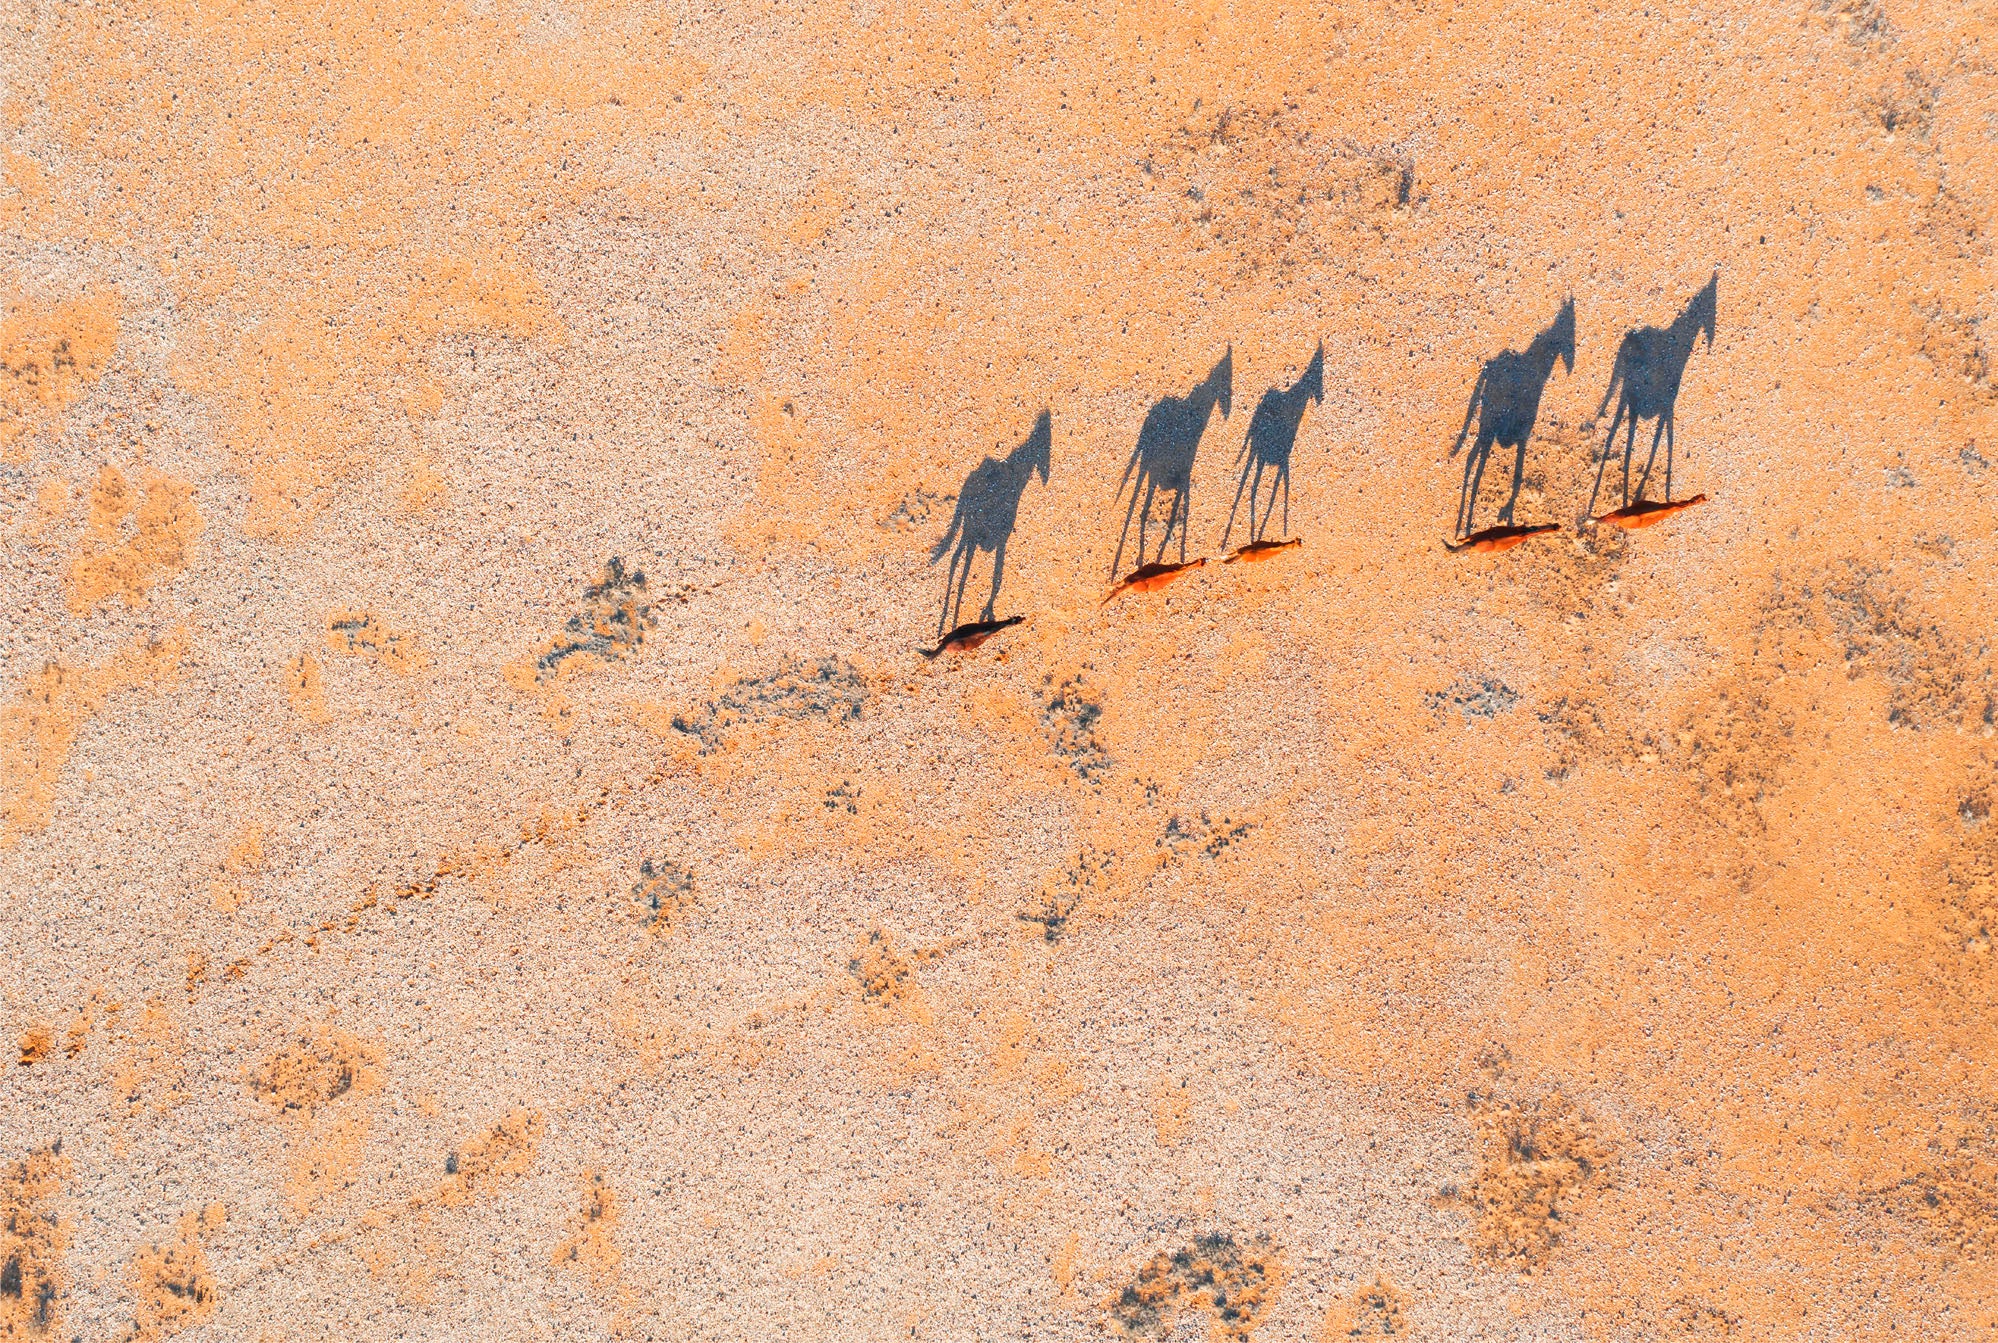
<box><xmin>2</xmin><ymin>1</ymin><xmax>1996</xmax><ymax>1339</ymax></box>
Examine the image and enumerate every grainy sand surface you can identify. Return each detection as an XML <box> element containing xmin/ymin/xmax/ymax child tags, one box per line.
<box><xmin>3</xmin><ymin>2</ymin><xmax>1996</xmax><ymax>1339</ymax></box>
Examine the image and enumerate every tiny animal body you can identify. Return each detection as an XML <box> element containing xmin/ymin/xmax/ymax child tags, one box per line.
<box><xmin>1442</xmin><ymin>523</ymin><xmax>1562</xmax><ymax>553</ymax></box>
<box><xmin>1105</xmin><ymin>558</ymin><xmax>1208</xmax><ymax>601</ymax></box>
<box><xmin>920</xmin><ymin>615</ymin><xmax>1025</xmax><ymax>658</ymax></box>
<box><xmin>1224</xmin><ymin>538</ymin><xmax>1303</xmax><ymax>564</ymax></box>
<box><xmin>1592</xmin><ymin>494</ymin><xmax>1708</xmax><ymax>529</ymax></box>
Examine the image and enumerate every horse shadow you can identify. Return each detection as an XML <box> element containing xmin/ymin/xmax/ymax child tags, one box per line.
<box><xmin>1449</xmin><ymin>298</ymin><xmax>1575</xmax><ymax>536</ymax></box>
<box><xmin>1588</xmin><ymin>272</ymin><xmax>1718</xmax><ymax>515</ymax></box>
<box><xmin>930</xmin><ymin>410</ymin><xmax>1052</xmax><ymax>634</ymax></box>
<box><xmin>1112</xmin><ymin>348</ymin><xmax>1232</xmax><ymax>575</ymax></box>
<box><xmin>1223</xmin><ymin>343</ymin><xmax>1324</xmax><ymax>549</ymax></box>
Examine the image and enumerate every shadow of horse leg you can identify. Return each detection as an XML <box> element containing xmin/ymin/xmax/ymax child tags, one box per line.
<box><xmin>1140</xmin><ymin>478</ymin><xmax>1161</xmax><ymax>564</ymax></box>
<box><xmin>1587</xmin><ymin>402</ymin><xmax>1626</xmax><ymax>519</ymax></box>
<box><xmin>938</xmin><ymin>550</ymin><xmax>958</xmax><ymax>634</ymax></box>
<box><xmin>1498</xmin><ymin>437</ymin><xmax>1527</xmax><ymax>524</ymax></box>
<box><xmin>1458</xmin><ymin>443</ymin><xmax>1482</xmax><ymax>536</ymax></box>
<box><xmin>1224</xmin><ymin>457</ymin><xmax>1253</xmax><ymax>551</ymax></box>
<box><xmin>1636</xmin><ymin>417</ymin><xmax>1665</xmax><ymax>504</ymax></box>
<box><xmin>1112</xmin><ymin>477</ymin><xmax>1144</xmax><ymax>578</ymax></box>
<box><xmin>981</xmin><ymin>538</ymin><xmax>1007</xmax><ymax>623</ymax></box>
<box><xmin>1464</xmin><ymin>435</ymin><xmax>1494</xmax><ymax>534</ymax></box>
<box><xmin>1620</xmin><ymin>415</ymin><xmax>1638</xmax><ymax>508</ymax></box>
<box><xmin>946</xmin><ymin>546</ymin><xmax>975</xmax><ymax>633</ymax></box>
<box><xmin>1279</xmin><ymin>463</ymin><xmax>1289</xmax><ymax>540</ymax></box>
<box><xmin>1664</xmin><ymin>412</ymin><xmax>1675</xmax><ymax>499</ymax></box>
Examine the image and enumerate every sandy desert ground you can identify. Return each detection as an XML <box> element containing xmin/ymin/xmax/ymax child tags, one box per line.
<box><xmin>3</xmin><ymin>0</ymin><xmax>1997</xmax><ymax>1338</ymax></box>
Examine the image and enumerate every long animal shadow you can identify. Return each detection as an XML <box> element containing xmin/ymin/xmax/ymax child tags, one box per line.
<box><xmin>1113</xmin><ymin>348</ymin><xmax>1232</xmax><ymax>575</ymax></box>
<box><xmin>1449</xmin><ymin>299</ymin><xmax>1575</xmax><ymax>537</ymax></box>
<box><xmin>930</xmin><ymin>410</ymin><xmax>1052</xmax><ymax>634</ymax></box>
<box><xmin>1223</xmin><ymin>343</ymin><xmax>1323</xmax><ymax>548</ymax></box>
<box><xmin>1588</xmin><ymin>272</ymin><xmax>1718</xmax><ymax>516</ymax></box>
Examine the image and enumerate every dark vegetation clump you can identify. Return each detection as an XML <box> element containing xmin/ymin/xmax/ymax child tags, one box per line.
<box><xmin>672</xmin><ymin>657</ymin><xmax>867</xmax><ymax>752</ymax></box>
<box><xmin>1040</xmin><ymin>673</ymin><xmax>1113</xmax><ymax>782</ymax></box>
<box><xmin>535</xmin><ymin>556</ymin><xmax>658</xmax><ymax>683</ymax></box>
<box><xmin>1108</xmin><ymin>1232</ymin><xmax>1283</xmax><ymax>1341</ymax></box>
<box><xmin>1427</xmin><ymin>676</ymin><xmax>1519</xmax><ymax>722</ymax></box>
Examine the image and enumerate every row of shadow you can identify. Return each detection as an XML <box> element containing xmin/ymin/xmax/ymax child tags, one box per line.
<box><xmin>933</xmin><ymin>272</ymin><xmax>1718</xmax><ymax>635</ymax></box>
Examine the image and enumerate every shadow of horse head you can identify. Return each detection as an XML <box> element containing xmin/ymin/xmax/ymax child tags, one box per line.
<box><xmin>930</xmin><ymin>410</ymin><xmax>1052</xmax><ymax>633</ymax></box>
<box><xmin>1550</xmin><ymin>294</ymin><xmax>1579</xmax><ymax>372</ymax></box>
